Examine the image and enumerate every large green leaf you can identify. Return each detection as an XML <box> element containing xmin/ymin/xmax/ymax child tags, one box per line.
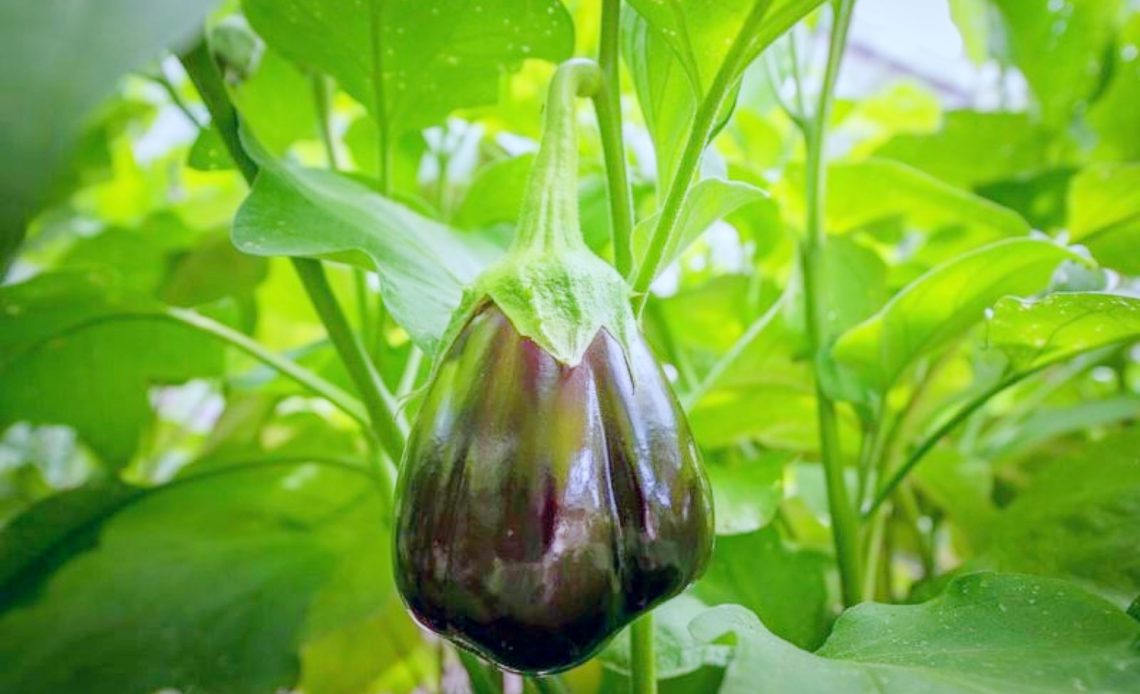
<box><xmin>875</xmin><ymin>112</ymin><xmax>1061</xmax><ymax>188</ymax></box>
<box><xmin>233</xmin><ymin>142</ymin><xmax>498</xmax><ymax>354</ymax></box>
<box><xmin>1067</xmin><ymin>163</ymin><xmax>1140</xmax><ymax>274</ymax></box>
<box><xmin>692</xmin><ymin>527</ymin><xmax>832</xmax><ymax>650</ymax></box>
<box><xmin>778</xmin><ymin>158</ymin><xmax>1032</xmax><ymax>239</ymax></box>
<box><xmin>832</xmin><ymin>238</ymin><xmax>1082</xmax><ymax>392</ymax></box>
<box><xmin>241</xmin><ymin>0</ymin><xmax>573</xmax><ymax>138</ymax></box>
<box><xmin>983</xmin><ymin>429</ymin><xmax>1140</xmax><ymax>599</ymax></box>
<box><xmin>993</xmin><ymin>0</ymin><xmax>1121</xmax><ymax>124</ymax></box>
<box><xmin>987</xmin><ymin>292</ymin><xmax>1140</xmax><ymax>372</ymax></box>
<box><xmin>0</xmin><ymin>461</ymin><xmax>388</xmax><ymax>693</ymax></box>
<box><xmin>0</xmin><ymin>273</ymin><xmax>225</xmax><ymax>467</ymax></box>
<box><xmin>692</xmin><ymin>573</ymin><xmax>1140</xmax><ymax>693</ymax></box>
<box><xmin>0</xmin><ymin>0</ymin><xmax>217</xmax><ymax>260</ymax></box>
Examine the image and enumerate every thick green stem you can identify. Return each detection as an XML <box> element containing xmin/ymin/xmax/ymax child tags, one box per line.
<box><xmin>179</xmin><ymin>40</ymin><xmax>258</xmax><ymax>183</ymax></box>
<box><xmin>799</xmin><ymin>0</ymin><xmax>861</xmax><ymax>607</ymax></box>
<box><xmin>513</xmin><ymin>59</ymin><xmax>602</xmax><ymax>254</ymax></box>
<box><xmin>631</xmin><ymin>1</ymin><xmax>773</xmax><ymax>312</ymax></box>
<box><xmin>293</xmin><ymin>261</ymin><xmax>406</xmax><ymax>465</ymax></box>
<box><xmin>178</xmin><ymin>36</ymin><xmax>404</xmax><ymax>487</ymax></box>
<box><xmin>596</xmin><ymin>0</ymin><xmax>635</xmax><ymax>277</ymax></box>
<box><xmin>630</xmin><ymin>613</ymin><xmax>657</xmax><ymax>694</ymax></box>
<box><xmin>368</xmin><ymin>2</ymin><xmax>392</xmax><ymax>193</ymax></box>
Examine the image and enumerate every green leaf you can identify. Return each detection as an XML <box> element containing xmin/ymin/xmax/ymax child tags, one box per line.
<box><xmin>0</xmin><ymin>480</ymin><xmax>142</xmax><ymax>606</ymax></box>
<box><xmin>0</xmin><ymin>461</ymin><xmax>385</xmax><ymax>694</ymax></box>
<box><xmin>778</xmin><ymin>158</ymin><xmax>1032</xmax><ymax>239</ymax></box>
<box><xmin>232</xmin><ymin>141</ymin><xmax>498</xmax><ymax>354</ymax></box>
<box><xmin>692</xmin><ymin>527</ymin><xmax>832</xmax><ymax>650</ymax></box>
<box><xmin>0</xmin><ymin>273</ymin><xmax>225</xmax><ymax>467</ymax></box>
<box><xmin>984</xmin><ymin>429</ymin><xmax>1140</xmax><ymax>599</ymax></box>
<box><xmin>692</xmin><ymin>573</ymin><xmax>1140</xmax><ymax>693</ymax></box>
<box><xmin>987</xmin><ymin>292</ymin><xmax>1140</xmax><ymax>372</ymax></box>
<box><xmin>229</xmin><ymin>46</ymin><xmax>321</xmax><ymax>156</ymax></box>
<box><xmin>911</xmin><ymin>449</ymin><xmax>994</xmax><ymax>551</ymax></box>
<box><xmin>241</xmin><ymin>0</ymin><xmax>574</xmax><ymax>138</ymax></box>
<box><xmin>993</xmin><ymin>0</ymin><xmax>1120</xmax><ymax>124</ymax></box>
<box><xmin>1088</xmin><ymin>15</ymin><xmax>1140</xmax><ymax>161</ymax></box>
<box><xmin>832</xmin><ymin>238</ymin><xmax>1082</xmax><ymax>392</ymax></box>
<box><xmin>1067</xmin><ymin>163</ymin><xmax>1140</xmax><ymax>274</ymax></box>
<box><xmin>0</xmin><ymin>0</ymin><xmax>216</xmax><ymax>247</ymax></box>
<box><xmin>454</xmin><ymin>154</ymin><xmax>536</xmax><ymax>231</ymax></box>
<box><xmin>705</xmin><ymin>453</ymin><xmax>786</xmax><ymax>536</ymax></box>
<box><xmin>979</xmin><ymin>396</ymin><xmax>1140</xmax><ymax>462</ymax></box>
<box><xmin>689</xmin><ymin>385</ymin><xmax>828</xmax><ymax>451</ymax></box>
<box><xmin>632</xmin><ymin>178</ymin><xmax>769</xmax><ymax>270</ymax></box>
<box><xmin>622</xmin><ymin>0</ymin><xmax>823</xmax><ymax>191</ymax></box>
<box><xmin>160</xmin><ymin>233</ymin><xmax>269</xmax><ymax>308</ymax></box>
<box><xmin>625</xmin><ymin>0</ymin><xmax>826</xmax><ymax>98</ymax></box>
<box><xmin>601</xmin><ymin>595</ymin><xmax>730</xmax><ymax>679</ymax></box>
<box><xmin>622</xmin><ymin>8</ymin><xmax>702</xmax><ymax>192</ymax></box>
<box><xmin>875</xmin><ymin>112</ymin><xmax>1061</xmax><ymax>188</ymax></box>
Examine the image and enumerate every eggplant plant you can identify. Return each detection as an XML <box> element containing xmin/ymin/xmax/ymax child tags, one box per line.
<box><xmin>1</xmin><ymin>0</ymin><xmax>1139</xmax><ymax>693</ymax></box>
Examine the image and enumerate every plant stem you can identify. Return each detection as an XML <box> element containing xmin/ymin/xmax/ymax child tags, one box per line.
<box><xmin>798</xmin><ymin>0</ymin><xmax>861</xmax><ymax>607</ymax></box>
<box><xmin>167</xmin><ymin>308</ymin><xmax>368</xmax><ymax>425</ymax></box>
<box><xmin>630</xmin><ymin>613</ymin><xmax>657</xmax><ymax>694</ymax></box>
<box><xmin>178</xmin><ymin>36</ymin><xmax>405</xmax><ymax>484</ymax></box>
<box><xmin>631</xmin><ymin>2</ymin><xmax>774</xmax><ymax>312</ymax></box>
<box><xmin>311</xmin><ymin>71</ymin><xmax>381</xmax><ymax>362</ymax></box>
<box><xmin>861</xmin><ymin>501</ymin><xmax>888</xmax><ymax>601</ymax></box>
<box><xmin>311</xmin><ymin>72</ymin><xmax>341</xmax><ymax>171</ymax></box>
<box><xmin>528</xmin><ymin>675</ymin><xmax>570</xmax><ymax>694</ymax></box>
<box><xmin>368</xmin><ymin>1</ymin><xmax>392</xmax><ymax>193</ymax></box>
<box><xmin>179</xmin><ymin>40</ymin><xmax>258</xmax><ymax>182</ymax></box>
<box><xmin>865</xmin><ymin>369</ymin><xmax>1037</xmax><ymax>517</ymax></box>
<box><xmin>595</xmin><ymin>0</ymin><xmax>635</xmax><ymax>277</ymax></box>
<box><xmin>293</xmin><ymin>261</ymin><xmax>407</xmax><ymax>462</ymax></box>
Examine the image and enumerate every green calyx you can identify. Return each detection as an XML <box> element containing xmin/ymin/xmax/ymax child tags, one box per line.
<box><xmin>446</xmin><ymin>58</ymin><xmax>638</xmax><ymax>366</ymax></box>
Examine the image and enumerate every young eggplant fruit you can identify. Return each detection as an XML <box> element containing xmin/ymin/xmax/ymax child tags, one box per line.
<box><xmin>393</xmin><ymin>60</ymin><xmax>714</xmax><ymax>674</ymax></box>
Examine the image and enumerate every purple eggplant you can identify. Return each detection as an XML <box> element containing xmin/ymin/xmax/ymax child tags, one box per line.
<box><xmin>394</xmin><ymin>304</ymin><xmax>713</xmax><ymax>673</ymax></box>
<box><xmin>392</xmin><ymin>59</ymin><xmax>714</xmax><ymax>673</ymax></box>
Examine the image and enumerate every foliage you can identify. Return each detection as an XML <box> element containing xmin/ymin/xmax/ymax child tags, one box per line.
<box><xmin>1</xmin><ymin>0</ymin><xmax>1138</xmax><ymax>692</ymax></box>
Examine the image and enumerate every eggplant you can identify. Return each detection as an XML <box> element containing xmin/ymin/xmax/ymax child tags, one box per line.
<box><xmin>393</xmin><ymin>59</ymin><xmax>714</xmax><ymax>673</ymax></box>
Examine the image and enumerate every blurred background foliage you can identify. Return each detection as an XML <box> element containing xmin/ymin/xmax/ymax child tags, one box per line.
<box><xmin>1</xmin><ymin>0</ymin><xmax>1139</xmax><ymax>692</ymax></box>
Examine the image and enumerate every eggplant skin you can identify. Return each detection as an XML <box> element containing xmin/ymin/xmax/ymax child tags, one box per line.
<box><xmin>394</xmin><ymin>304</ymin><xmax>714</xmax><ymax>674</ymax></box>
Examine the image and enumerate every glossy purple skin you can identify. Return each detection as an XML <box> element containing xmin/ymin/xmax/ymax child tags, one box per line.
<box><xmin>393</xmin><ymin>305</ymin><xmax>714</xmax><ymax>674</ymax></box>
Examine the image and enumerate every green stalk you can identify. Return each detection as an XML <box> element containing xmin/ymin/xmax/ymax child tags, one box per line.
<box><xmin>512</xmin><ymin>59</ymin><xmax>602</xmax><ymax>253</ymax></box>
<box><xmin>167</xmin><ymin>308</ymin><xmax>368</xmax><ymax>425</ymax></box>
<box><xmin>179</xmin><ymin>37</ymin><xmax>405</xmax><ymax>485</ymax></box>
<box><xmin>311</xmin><ymin>71</ymin><xmax>377</xmax><ymax>349</ymax></box>
<box><xmin>311</xmin><ymin>72</ymin><xmax>341</xmax><ymax>171</ymax></box>
<box><xmin>865</xmin><ymin>369</ymin><xmax>1037</xmax><ymax>517</ymax></box>
<box><xmin>293</xmin><ymin>262</ymin><xmax>406</xmax><ymax>466</ymax></box>
<box><xmin>798</xmin><ymin>0</ymin><xmax>861</xmax><ymax>607</ymax></box>
<box><xmin>179</xmin><ymin>41</ymin><xmax>258</xmax><ymax>182</ymax></box>
<box><xmin>631</xmin><ymin>1</ymin><xmax>774</xmax><ymax>312</ymax></box>
<box><xmin>595</xmin><ymin>0</ymin><xmax>635</xmax><ymax>277</ymax></box>
<box><xmin>368</xmin><ymin>1</ymin><xmax>392</xmax><ymax>193</ymax></box>
<box><xmin>630</xmin><ymin>613</ymin><xmax>657</xmax><ymax>694</ymax></box>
